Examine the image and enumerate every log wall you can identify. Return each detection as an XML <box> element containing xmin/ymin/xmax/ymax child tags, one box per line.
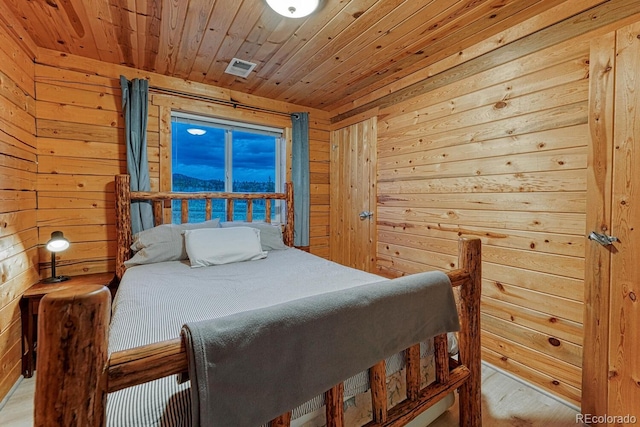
<box><xmin>34</xmin><ymin>49</ymin><xmax>331</xmax><ymax>278</ymax></box>
<box><xmin>0</xmin><ymin>25</ymin><xmax>38</xmax><ymax>401</ymax></box>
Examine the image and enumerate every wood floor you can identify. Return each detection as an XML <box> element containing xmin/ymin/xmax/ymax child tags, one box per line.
<box><xmin>0</xmin><ymin>363</ymin><xmax>582</xmax><ymax>426</ymax></box>
<box><xmin>431</xmin><ymin>364</ymin><xmax>584</xmax><ymax>427</ymax></box>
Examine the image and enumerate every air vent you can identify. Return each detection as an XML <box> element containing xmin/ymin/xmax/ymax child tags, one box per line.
<box><xmin>224</xmin><ymin>58</ymin><xmax>257</xmax><ymax>78</ymax></box>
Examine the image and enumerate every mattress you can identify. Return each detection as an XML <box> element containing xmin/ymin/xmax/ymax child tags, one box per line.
<box><xmin>106</xmin><ymin>248</ymin><xmax>455</xmax><ymax>426</ymax></box>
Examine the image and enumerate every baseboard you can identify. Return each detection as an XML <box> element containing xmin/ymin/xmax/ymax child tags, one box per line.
<box><xmin>0</xmin><ymin>376</ymin><xmax>23</xmax><ymax>412</ymax></box>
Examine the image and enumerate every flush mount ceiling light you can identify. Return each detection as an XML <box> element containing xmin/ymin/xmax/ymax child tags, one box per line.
<box><xmin>266</xmin><ymin>0</ymin><xmax>319</xmax><ymax>18</ymax></box>
<box><xmin>187</xmin><ymin>128</ymin><xmax>206</xmax><ymax>136</ymax></box>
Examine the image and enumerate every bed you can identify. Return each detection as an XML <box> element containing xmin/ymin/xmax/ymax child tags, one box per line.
<box><xmin>34</xmin><ymin>174</ymin><xmax>482</xmax><ymax>427</ymax></box>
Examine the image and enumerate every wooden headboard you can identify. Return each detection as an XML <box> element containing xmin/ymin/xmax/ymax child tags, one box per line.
<box><xmin>114</xmin><ymin>174</ymin><xmax>294</xmax><ymax>280</ymax></box>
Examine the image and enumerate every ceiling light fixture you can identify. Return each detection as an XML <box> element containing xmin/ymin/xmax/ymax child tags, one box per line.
<box><xmin>187</xmin><ymin>128</ymin><xmax>206</xmax><ymax>136</ymax></box>
<box><xmin>266</xmin><ymin>0</ymin><xmax>319</xmax><ymax>18</ymax></box>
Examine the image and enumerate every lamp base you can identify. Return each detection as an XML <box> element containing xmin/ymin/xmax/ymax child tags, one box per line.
<box><xmin>43</xmin><ymin>275</ymin><xmax>70</xmax><ymax>283</ymax></box>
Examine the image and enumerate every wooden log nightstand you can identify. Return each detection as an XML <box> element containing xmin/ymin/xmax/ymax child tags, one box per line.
<box><xmin>20</xmin><ymin>272</ymin><xmax>116</xmax><ymax>378</ymax></box>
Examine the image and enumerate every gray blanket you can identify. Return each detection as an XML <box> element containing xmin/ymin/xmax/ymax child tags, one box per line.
<box><xmin>181</xmin><ymin>270</ymin><xmax>459</xmax><ymax>427</ymax></box>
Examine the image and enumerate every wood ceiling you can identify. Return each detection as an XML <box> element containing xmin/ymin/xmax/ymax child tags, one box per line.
<box><xmin>3</xmin><ymin>0</ymin><xmax>582</xmax><ymax>111</ymax></box>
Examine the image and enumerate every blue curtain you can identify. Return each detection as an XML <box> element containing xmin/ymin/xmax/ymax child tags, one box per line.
<box><xmin>120</xmin><ymin>75</ymin><xmax>154</xmax><ymax>234</ymax></box>
<box><xmin>291</xmin><ymin>113</ymin><xmax>310</xmax><ymax>247</ymax></box>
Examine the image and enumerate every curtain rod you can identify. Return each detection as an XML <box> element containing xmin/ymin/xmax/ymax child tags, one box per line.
<box><xmin>149</xmin><ymin>86</ymin><xmax>294</xmax><ymax>118</ymax></box>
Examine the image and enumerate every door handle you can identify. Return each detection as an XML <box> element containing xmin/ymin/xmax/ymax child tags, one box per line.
<box><xmin>588</xmin><ymin>231</ymin><xmax>618</xmax><ymax>246</ymax></box>
<box><xmin>359</xmin><ymin>211</ymin><xmax>374</xmax><ymax>220</ymax></box>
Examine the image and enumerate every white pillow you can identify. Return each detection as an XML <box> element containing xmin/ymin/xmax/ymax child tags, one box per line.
<box><xmin>220</xmin><ymin>221</ymin><xmax>288</xmax><ymax>251</ymax></box>
<box><xmin>183</xmin><ymin>227</ymin><xmax>267</xmax><ymax>268</ymax></box>
<box><xmin>124</xmin><ymin>219</ymin><xmax>220</xmax><ymax>266</ymax></box>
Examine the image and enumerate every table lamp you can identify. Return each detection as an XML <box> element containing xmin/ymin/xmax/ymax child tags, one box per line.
<box><xmin>44</xmin><ymin>231</ymin><xmax>70</xmax><ymax>283</ymax></box>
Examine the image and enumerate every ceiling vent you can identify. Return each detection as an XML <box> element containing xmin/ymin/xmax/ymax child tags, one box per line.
<box><xmin>224</xmin><ymin>58</ymin><xmax>257</xmax><ymax>78</ymax></box>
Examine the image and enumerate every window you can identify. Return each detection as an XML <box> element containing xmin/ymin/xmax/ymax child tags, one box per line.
<box><xmin>171</xmin><ymin>112</ymin><xmax>285</xmax><ymax>223</ymax></box>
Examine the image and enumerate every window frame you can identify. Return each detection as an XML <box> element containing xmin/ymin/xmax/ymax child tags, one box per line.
<box><xmin>170</xmin><ymin>111</ymin><xmax>287</xmax><ymax>223</ymax></box>
<box><xmin>171</xmin><ymin>112</ymin><xmax>285</xmax><ymax>194</ymax></box>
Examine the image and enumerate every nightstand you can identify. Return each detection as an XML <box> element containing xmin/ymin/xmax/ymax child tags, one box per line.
<box><xmin>20</xmin><ymin>272</ymin><xmax>115</xmax><ymax>378</ymax></box>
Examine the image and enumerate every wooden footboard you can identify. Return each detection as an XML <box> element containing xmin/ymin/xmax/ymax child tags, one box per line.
<box><xmin>34</xmin><ymin>238</ymin><xmax>481</xmax><ymax>427</ymax></box>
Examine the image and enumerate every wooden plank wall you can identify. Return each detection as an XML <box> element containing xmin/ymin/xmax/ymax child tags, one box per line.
<box><xmin>34</xmin><ymin>49</ymin><xmax>331</xmax><ymax>278</ymax></box>
<box><xmin>0</xmin><ymin>25</ymin><xmax>38</xmax><ymax>400</ymax></box>
<box><xmin>36</xmin><ymin>61</ymin><xmax>140</xmax><ymax>276</ymax></box>
<box><xmin>374</xmin><ymin>33</ymin><xmax>590</xmax><ymax>406</ymax></box>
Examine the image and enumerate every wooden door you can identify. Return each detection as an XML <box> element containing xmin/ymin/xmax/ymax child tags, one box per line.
<box><xmin>329</xmin><ymin>117</ymin><xmax>377</xmax><ymax>272</ymax></box>
<box><xmin>607</xmin><ymin>21</ymin><xmax>640</xmax><ymax>421</ymax></box>
<box><xmin>583</xmin><ymin>22</ymin><xmax>640</xmax><ymax>424</ymax></box>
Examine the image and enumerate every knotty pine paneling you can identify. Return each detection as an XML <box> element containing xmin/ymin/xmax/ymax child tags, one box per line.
<box><xmin>374</xmin><ymin>35</ymin><xmax>590</xmax><ymax>406</ymax></box>
<box><xmin>34</xmin><ymin>50</ymin><xmax>332</xmax><ymax>276</ymax></box>
<box><xmin>2</xmin><ymin>0</ymin><xmax>595</xmax><ymax>111</ymax></box>
<box><xmin>0</xmin><ymin>25</ymin><xmax>37</xmax><ymax>402</ymax></box>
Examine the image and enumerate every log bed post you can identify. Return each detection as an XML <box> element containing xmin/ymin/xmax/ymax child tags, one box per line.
<box><xmin>457</xmin><ymin>238</ymin><xmax>482</xmax><ymax>426</ymax></box>
<box><xmin>115</xmin><ymin>174</ymin><xmax>132</xmax><ymax>281</ymax></box>
<box><xmin>34</xmin><ymin>285</ymin><xmax>111</xmax><ymax>427</ymax></box>
<box><xmin>284</xmin><ymin>182</ymin><xmax>294</xmax><ymax>246</ymax></box>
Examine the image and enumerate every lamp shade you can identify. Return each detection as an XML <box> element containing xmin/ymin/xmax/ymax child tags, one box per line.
<box><xmin>266</xmin><ymin>0</ymin><xmax>319</xmax><ymax>18</ymax></box>
<box><xmin>46</xmin><ymin>231</ymin><xmax>70</xmax><ymax>252</ymax></box>
<box><xmin>44</xmin><ymin>231</ymin><xmax>70</xmax><ymax>283</ymax></box>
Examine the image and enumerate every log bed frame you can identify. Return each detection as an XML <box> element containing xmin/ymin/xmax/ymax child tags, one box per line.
<box><xmin>34</xmin><ymin>174</ymin><xmax>482</xmax><ymax>427</ymax></box>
